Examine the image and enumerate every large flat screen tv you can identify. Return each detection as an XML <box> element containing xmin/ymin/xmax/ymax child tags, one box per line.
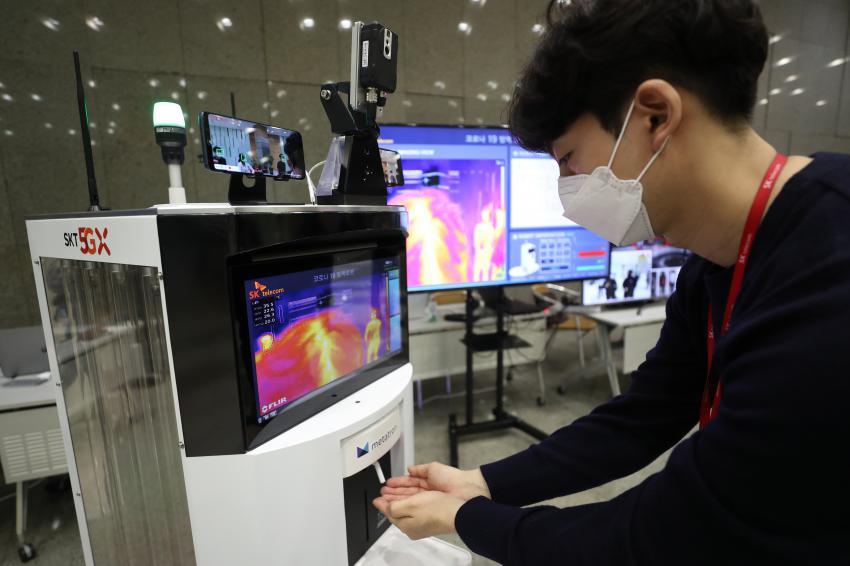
<box><xmin>379</xmin><ymin>125</ymin><xmax>611</xmax><ymax>293</ymax></box>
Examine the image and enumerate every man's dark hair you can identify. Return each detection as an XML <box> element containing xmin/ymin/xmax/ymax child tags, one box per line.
<box><xmin>509</xmin><ymin>0</ymin><xmax>769</xmax><ymax>153</ymax></box>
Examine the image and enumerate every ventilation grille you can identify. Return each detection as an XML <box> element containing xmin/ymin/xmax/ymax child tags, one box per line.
<box><xmin>0</xmin><ymin>428</ymin><xmax>67</xmax><ymax>482</ymax></box>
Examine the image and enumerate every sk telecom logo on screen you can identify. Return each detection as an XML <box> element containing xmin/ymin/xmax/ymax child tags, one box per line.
<box><xmin>249</xmin><ymin>281</ymin><xmax>284</xmax><ymax>300</ymax></box>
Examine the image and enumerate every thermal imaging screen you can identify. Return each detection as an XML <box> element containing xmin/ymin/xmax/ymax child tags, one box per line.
<box><xmin>379</xmin><ymin>126</ymin><xmax>610</xmax><ymax>292</ymax></box>
<box><xmin>206</xmin><ymin>113</ymin><xmax>305</xmax><ymax>179</ymax></box>
<box><xmin>243</xmin><ymin>257</ymin><xmax>403</xmax><ymax>423</ymax></box>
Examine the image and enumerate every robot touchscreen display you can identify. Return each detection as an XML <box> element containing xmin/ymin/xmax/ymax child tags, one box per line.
<box><xmin>244</xmin><ymin>257</ymin><xmax>404</xmax><ymax>423</ymax></box>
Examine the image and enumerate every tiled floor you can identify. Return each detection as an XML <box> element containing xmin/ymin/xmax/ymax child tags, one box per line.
<box><xmin>0</xmin><ymin>330</ymin><xmax>670</xmax><ymax>565</ymax></box>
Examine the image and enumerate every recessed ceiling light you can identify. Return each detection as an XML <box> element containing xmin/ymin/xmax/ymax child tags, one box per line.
<box><xmin>532</xmin><ymin>23</ymin><xmax>544</xmax><ymax>34</ymax></box>
<box><xmin>476</xmin><ymin>93</ymin><xmax>488</xmax><ymax>101</ymax></box>
<box><xmin>111</xmin><ymin>103</ymin><xmax>120</xmax><ymax>111</ymax></box>
<box><xmin>44</xmin><ymin>122</ymin><xmax>52</xmax><ymax>129</ymax></box>
<box><xmin>487</xmin><ymin>81</ymin><xmax>498</xmax><ymax>90</ymax></box>
<box><xmin>769</xmin><ymin>34</ymin><xmax>783</xmax><ymax>45</ymax></box>
<box><xmin>402</xmin><ymin>100</ymin><xmax>413</xmax><ymax>107</ymax></box>
<box><xmin>434</xmin><ymin>80</ymin><xmax>446</xmax><ymax>90</ymax></box>
<box><xmin>262</xmin><ymin>101</ymin><xmax>269</xmax><ymax>109</ymax></box>
<box><xmin>770</xmin><ymin>88</ymin><xmax>782</xmax><ymax>95</ymax></box>
<box><xmin>816</xmin><ymin>99</ymin><xmax>828</xmax><ymax>107</ymax></box>
<box><xmin>197</xmin><ymin>91</ymin><xmax>208</xmax><ymax>100</ymax></box>
<box><xmin>1</xmin><ymin>93</ymin><xmax>12</xmax><ymax>102</ymax></box>
<box><xmin>68</xmin><ymin>129</ymin><xmax>76</xmax><ymax>135</ymax></box>
<box><xmin>276</xmin><ymin>89</ymin><xmax>287</xmax><ymax>98</ymax></box>
<box><xmin>85</xmin><ymin>16</ymin><xmax>104</xmax><ymax>31</ymax></box>
<box><xmin>41</xmin><ymin>18</ymin><xmax>60</xmax><ymax>31</ymax></box>
<box><xmin>107</xmin><ymin>128</ymin><xmax>115</xmax><ymax>134</ymax></box>
<box><xmin>170</xmin><ymin>91</ymin><xmax>180</xmax><ymax>100</ymax></box>
<box><xmin>775</xmin><ymin>57</ymin><xmax>793</xmax><ymax>67</ymax></box>
<box><xmin>179</xmin><ymin>78</ymin><xmax>187</xmax><ymax>88</ymax></box>
<box><xmin>30</xmin><ymin>93</ymin><xmax>42</xmax><ymax>101</ymax></box>
<box><xmin>784</xmin><ymin>74</ymin><xmax>799</xmax><ymax>83</ymax></box>
<box><xmin>108</xmin><ymin>121</ymin><xmax>116</xmax><ymax>128</ymax></box>
<box><xmin>791</xmin><ymin>88</ymin><xmax>805</xmax><ymax>96</ymax></box>
<box><xmin>149</xmin><ymin>78</ymin><xmax>160</xmax><ymax>87</ymax></box>
<box><xmin>270</xmin><ymin>110</ymin><xmax>280</xmax><ymax>118</ymax></box>
<box><xmin>501</xmin><ymin>93</ymin><xmax>511</xmax><ymax>102</ymax></box>
<box><xmin>300</xmin><ymin>17</ymin><xmax>315</xmax><ymax>30</ymax></box>
<box><xmin>758</xmin><ymin>98</ymin><xmax>768</xmax><ymax>106</ymax></box>
<box><xmin>4</xmin><ymin>129</ymin><xmax>12</xmax><ymax>136</ymax></box>
<box><xmin>216</xmin><ymin>17</ymin><xmax>233</xmax><ymax>31</ymax></box>
<box><xmin>827</xmin><ymin>57</ymin><xmax>847</xmax><ymax>68</ymax></box>
<box><xmin>448</xmin><ymin>100</ymin><xmax>458</xmax><ymax>108</ymax></box>
<box><xmin>339</xmin><ymin>19</ymin><xmax>352</xmax><ymax>31</ymax></box>
<box><xmin>89</xmin><ymin>122</ymin><xmax>97</xmax><ymax>128</ymax></box>
<box><xmin>87</xmin><ymin>79</ymin><xmax>96</xmax><ymax>88</ymax></box>
<box><xmin>458</xmin><ymin>22</ymin><xmax>471</xmax><ymax>34</ymax></box>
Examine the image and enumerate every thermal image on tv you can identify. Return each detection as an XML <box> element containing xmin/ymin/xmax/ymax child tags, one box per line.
<box><xmin>244</xmin><ymin>258</ymin><xmax>403</xmax><ymax>422</ymax></box>
<box><xmin>387</xmin><ymin>159</ymin><xmax>506</xmax><ymax>289</ymax></box>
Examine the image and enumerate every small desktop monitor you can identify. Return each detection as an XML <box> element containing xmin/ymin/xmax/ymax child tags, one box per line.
<box><xmin>582</xmin><ymin>239</ymin><xmax>691</xmax><ymax>306</ymax></box>
<box><xmin>378</xmin><ymin>125</ymin><xmax>611</xmax><ymax>292</ymax></box>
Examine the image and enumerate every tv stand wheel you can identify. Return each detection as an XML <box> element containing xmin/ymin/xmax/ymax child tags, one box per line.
<box><xmin>18</xmin><ymin>543</ymin><xmax>36</xmax><ymax>563</ymax></box>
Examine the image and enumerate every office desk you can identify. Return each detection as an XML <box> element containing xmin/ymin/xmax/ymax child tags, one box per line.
<box><xmin>0</xmin><ymin>375</ymin><xmax>68</xmax><ymax>561</ymax></box>
<box><xmin>565</xmin><ymin>304</ymin><xmax>667</xmax><ymax>397</ymax></box>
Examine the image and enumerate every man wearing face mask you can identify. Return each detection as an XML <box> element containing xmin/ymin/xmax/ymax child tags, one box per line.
<box><xmin>373</xmin><ymin>0</ymin><xmax>850</xmax><ymax>564</ymax></box>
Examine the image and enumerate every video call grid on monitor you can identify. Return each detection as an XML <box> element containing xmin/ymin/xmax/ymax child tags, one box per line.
<box><xmin>378</xmin><ymin>125</ymin><xmax>611</xmax><ymax>293</ymax></box>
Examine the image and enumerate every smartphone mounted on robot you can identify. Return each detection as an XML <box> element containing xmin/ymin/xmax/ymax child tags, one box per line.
<box><xmin>318</xmin><ymin>21</ymin><xmax>400</xmax><ymax>205</ymax></box>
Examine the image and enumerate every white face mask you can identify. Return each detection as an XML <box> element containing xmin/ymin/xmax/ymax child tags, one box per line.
<box><xmin>557</xmin><ymin>101</ymin><xmax>669</xmax><ymax>246</ymax></box>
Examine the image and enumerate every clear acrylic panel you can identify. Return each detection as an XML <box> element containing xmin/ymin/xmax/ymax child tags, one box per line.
<box><xmin>41</xmin><ymin>258</ymin><xmax>195</xmax><ymax>566</ymax></box>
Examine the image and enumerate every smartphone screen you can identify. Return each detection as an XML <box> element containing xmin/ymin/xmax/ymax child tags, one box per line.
<box><xmin>379</xmin><ymin>148</ymin><xmax>404</xmax><ymax>187</ymax></box>
<box><xmin>200</xmin><ymin>112</ymin><xmax>306</xmax><ymax>180</ymax></box>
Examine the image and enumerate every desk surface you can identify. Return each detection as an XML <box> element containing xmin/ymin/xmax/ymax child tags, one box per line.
<box><xmin>0</xmin><ymin>374</ymin><xmax>55</xmax><ymax>412</ymax></box>
<box><xmin>585</xmin><ymin>304</ymin><xmax>667</xmax><ymax>328</ymax></box>
<box><xmin>409</xmin><ymin>307</ymin><xmax>548</xmax><ymax>335</ymax></box>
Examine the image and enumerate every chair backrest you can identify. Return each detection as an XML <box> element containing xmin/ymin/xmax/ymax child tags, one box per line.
<box><xmin>431</xmin><ymin>291</ymin><xmax>468</xmax><ymax>306</ymax></box>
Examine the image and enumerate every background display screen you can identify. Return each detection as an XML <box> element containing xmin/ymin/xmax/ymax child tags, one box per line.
<box><xmin>582</xmin><ymin>239</ymin><xmax>691</xmax><ymax>306</ymax></box>
<box><xmin>206</xmin><ymin>113</ymin><xmax>305</xmax><ymax>178</ymax></box>
<box><xmin>379</xmin><ymin>125</ymin><xmax>611</xmax><ymax>292</ymax></box>
<box><xmin>243</xmin><ymin>257</ymin><xmax>403</xmax><ymax>423</ymax></box>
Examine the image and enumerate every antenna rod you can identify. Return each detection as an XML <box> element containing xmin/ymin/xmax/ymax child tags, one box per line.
<box><xmin>230</xmin><ymin>91</ymin><xmax>237</xmax><ymax>116</ymax></box>
<box><xmin>73</xmin><ymin>51</ymin><xmax>100</xmax><ymax>212</ymax></box>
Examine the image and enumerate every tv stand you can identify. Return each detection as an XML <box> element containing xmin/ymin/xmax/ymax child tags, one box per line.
<box><xmin>448</xmin><ymin>287</ymin><xmax>548</xmax><ymax>468</ymax></box>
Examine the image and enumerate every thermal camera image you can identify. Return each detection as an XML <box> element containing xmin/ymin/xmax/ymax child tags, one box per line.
<box><xmin>245</xmin><ymin>259</ymin><xmax>403</xmax><ymax>421</ymax></box>
<box><xmin>388</xmin><ymin>159</ymin><xmax>506</xmax><ymax>289</ymax></box>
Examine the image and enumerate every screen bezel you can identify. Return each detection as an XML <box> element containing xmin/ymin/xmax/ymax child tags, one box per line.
<box><xmin>199</xmin><ymin>111</ymin><xmax>306</xmax><ymax>180</ymax></box>
<box><xmin>228</xmin><ymin>230</ymin><xmax>409</xmax><ymax>451</ymax></box>
<box><xmin>378</xmin><ymin>122</ymin><xmax>612</xmax><ymax>293</ymax></box>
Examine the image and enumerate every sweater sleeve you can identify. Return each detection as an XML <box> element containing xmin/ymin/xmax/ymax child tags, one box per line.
<box><xmin>480</xmin><ymin>263</ymin><xmax>706</xmax><ymax>507</ymax></box>
<box><xmin>455</xmin><ymin>249</ymin><xmax>850</xmax><ymax>565</ymax></box>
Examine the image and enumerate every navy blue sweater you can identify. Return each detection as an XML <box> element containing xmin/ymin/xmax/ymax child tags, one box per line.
<box><xmin>455</xmin><ymin>153</ymin><xmax>850</xmax><ymax>565</ymax></box>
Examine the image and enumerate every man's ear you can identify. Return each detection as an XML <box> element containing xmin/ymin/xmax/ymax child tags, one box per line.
<box><xmin>634</xmin><ymin>79</ymin><xmax>682</xmax><ymax>152</ymax></box>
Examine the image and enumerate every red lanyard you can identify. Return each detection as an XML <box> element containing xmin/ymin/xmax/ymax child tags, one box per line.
<box><xmin>699</xmin><ymin>153</ymin><xmax>788</xmax><ymax>429</ymax></box>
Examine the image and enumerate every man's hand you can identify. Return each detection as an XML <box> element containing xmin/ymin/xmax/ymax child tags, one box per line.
<box><xmin>372</xmin><ymin>491</ymin><xmax>465</xmax><ymax>540</ymax></box>
<box><xmin>380</xmin><ymin>461</ymin><xmax>491</xmax><ymax>502</ymax></box>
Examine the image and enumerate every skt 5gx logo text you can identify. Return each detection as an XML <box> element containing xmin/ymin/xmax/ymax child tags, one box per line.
<box><xmin>63</xmin><ymin>227</ymin><xmax>111</xmax><ymax>256</ymax></box>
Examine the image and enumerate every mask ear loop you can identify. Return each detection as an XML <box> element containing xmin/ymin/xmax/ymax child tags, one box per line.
<box><xmin>636</xmin><ymin>135</ymin><xmax>671</xmax><ymax>182</ymax></box>
<box><xmin>608</xmin><ymin>100</ymin><xmax>636</xmax><ymax>169</ymax></box>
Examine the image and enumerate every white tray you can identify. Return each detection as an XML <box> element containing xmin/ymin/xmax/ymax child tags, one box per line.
<box><xmin>357</xmin><ymin>526</ymin><xmax>472</xmax><ymax>566</ymax></box>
